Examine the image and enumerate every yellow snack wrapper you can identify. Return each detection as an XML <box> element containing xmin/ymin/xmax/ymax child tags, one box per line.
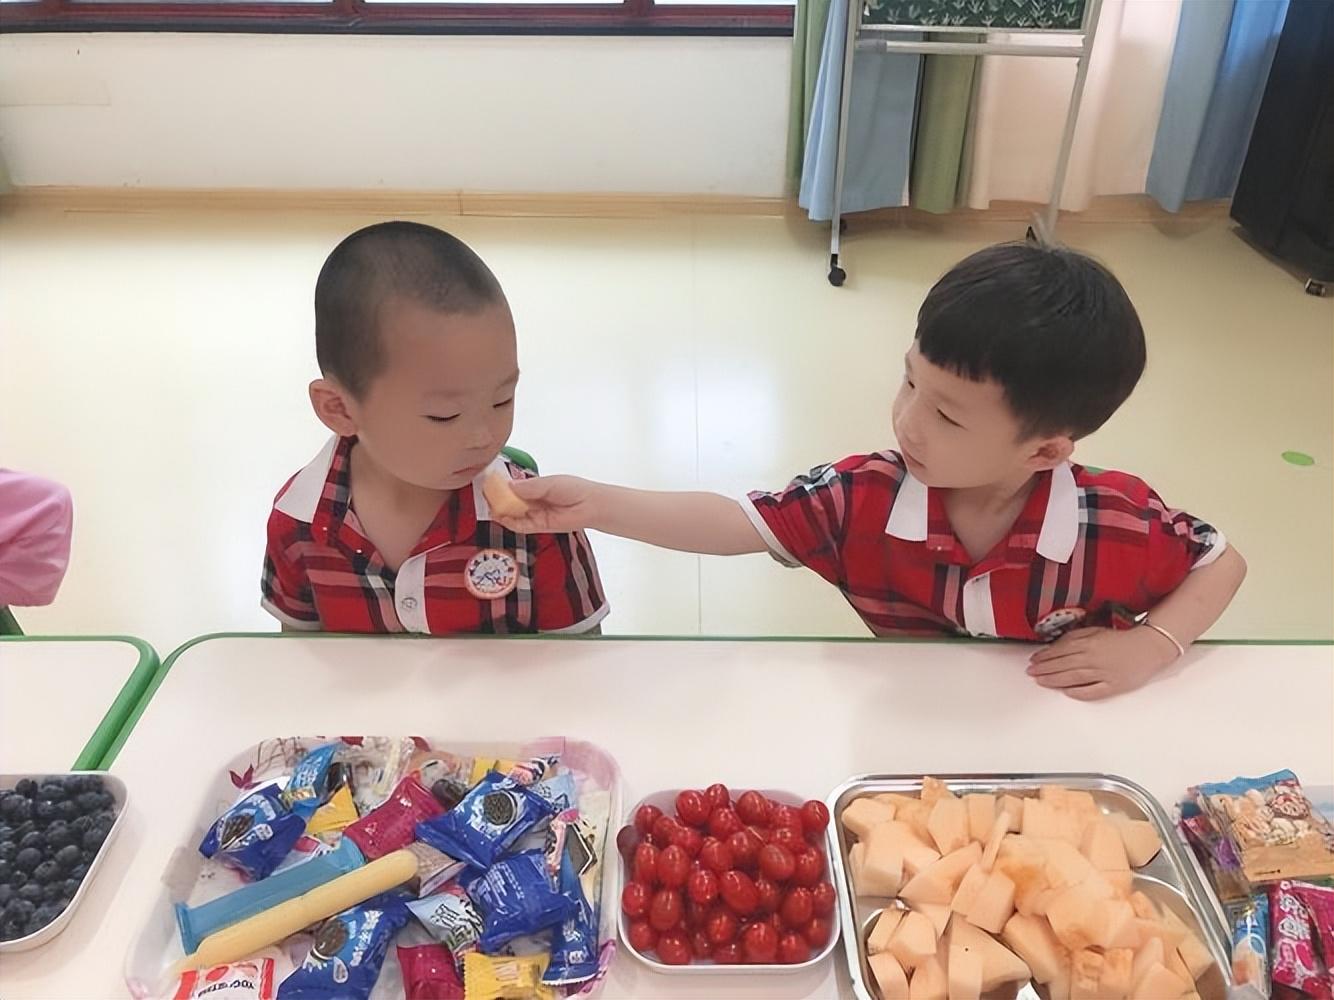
<box><xmin>463</xmin><ymin>952</ymin><xmax>554</xmax><ymax>1000</ymax></box>
<box><xmin>305</xmin><ymin>785</ymin><xmax>357</xmax><ymax>838</ymax></box>
<box><xmin>469</xmin><ymin>757</ymin><xmax>519</xmax><ymax>786</ymax></box>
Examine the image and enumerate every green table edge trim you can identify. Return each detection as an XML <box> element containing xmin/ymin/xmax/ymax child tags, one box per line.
<box><xmin>104</xmin><ymin>629</ymin><xmax>1333</xmax><ymax>769</ymax></box>
<box><xmin>0</xmin><ymin>634</ymin><xmax>161</xmax><ymax>771</ymax></box>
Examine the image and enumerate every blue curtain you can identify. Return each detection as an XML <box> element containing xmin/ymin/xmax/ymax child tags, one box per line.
<box><xmin>799</xmin><ymin>0</ymin><xmax>922</xmax><ymax>221</ymax></box>
<box><xmin>1147</xmin><ymin>0</ymin><xmax>1289</xmax><ymax>212</ymax></box>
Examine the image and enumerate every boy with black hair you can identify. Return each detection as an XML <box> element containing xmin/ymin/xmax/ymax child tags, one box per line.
<box><xmin>261</xmin><ymin>221</ymin><xmax>607</xmax><ymax>635</ymax></box>
<box><xmin>493</xmin><ymin>242</ymin><xmax>1245</xmax><ymax>698</ymax></box>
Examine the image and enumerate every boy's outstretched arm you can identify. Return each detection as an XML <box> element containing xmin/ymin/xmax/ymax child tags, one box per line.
<box><xmin>1027</xmin><ymin>546</ymin><xmax>1248</xmax><ymax>700</ymax></box>
<box><xmin>497</xmin><ymin>476</ymin><xmax>767</xmax><ymax>556</ymax></box>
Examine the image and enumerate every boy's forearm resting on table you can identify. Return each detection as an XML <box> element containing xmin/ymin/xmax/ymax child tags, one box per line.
<box><xmin>1144</xmin><ymin>545</ymin><xmax>1248</xmax><ymax>652</ymax></box>
<box><xmin>585</xmin><ymin>484</ymin><xmax>766</xmax><ymax>556</ymax></box>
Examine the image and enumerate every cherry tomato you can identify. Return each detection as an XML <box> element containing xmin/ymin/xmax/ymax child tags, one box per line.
<box><xmin>800</xmin><ymin>800</ymin><xmax>830</xmax><ymax>837</ymax></box>
<box><xmin>705</xmin><ymin>783</ymin><xmax>731</xmax><ymax>812</ymax></box>
<box><xmin>634</xmin><ymin>803</ymin><xmax>663</xmax><ymax>838</ymax></box>
<box><xmin>802</xmin><ymin>915</ymin><xmax>832</xmax><ymax>949</ymax></box>
<box><xmin>780</xmin><ymin>886</ymin><xmax>813</xmax><ymax>927</ymax></box>
<box><xmin>687</xmin><ymin>868</ymin><xmax>719</xmax><ymax>905</ymax></box>
<box><xmin>675</xmin><ymin>789</ymin><xmax>710</xmax><ymax>828</ymax></box>
<box><xmin>626</xmin><ymin>918</ymin><xmax>658</xmax><ymax>954</ymax></box>
<box><xmin>755</xmin><ymin>876</ymin><xmax>782</xmax><ymax>915</ymax></box>
<box><xmin>735</xmin><ymin>790</ymin><xmax>770</xmax><ymax>826</ymax></box>
<box><xmin>683</xmin><ymin>895</ymin><xmax>709</xmax><ymax>930</ymax></box>
<box><xmin>657</xmin><ymin>845</ymin><xmax>690</xmax><ymax>889</ymax></box>
<box><xmin>708</xmin><ymin>807</ymin><xmax>743</xmax><ymax>840</ymax></box>
<box><xmin>678</xmin><ymin>827</ymin><xmax>704</xmax><ymax>858</ymax></box>
<box><xmin>616</xmin><ymin>824</ymin><xmax>642</xmax><ymax>864</ymax></box>
<box><xmin>727</xmin><ymin>829</ymin><xmax>762</xmax><ymax>870</ymax></box>
<box><xmin>811</xmin><ymin>882</ymin><xmax>836</xmax><ymax>917</ymax></box>
<box><xmin>633</xmin><ymin>842</ymin><xmax>660</xmax><ymax>886</ymax></box>
<box><xmin>742</xmin><ymin>921</ymin><xmax>779</xmax><ymax>964</ymax></box>
<box><xmin>691</xmin><ymin>928</ymin><xmax>714</xmax><ymax>959</ymax></box>
<box><xmin>704</xmin><ymin>907</ymin><xmax>739</xmax><ymax>945</ymax></box>
<box><xmin>718</xmin><ymin>870</ymin><xmax>759</xmax><ymax>915</ymax></box>
<box><xmin>792</xmin><ymin>846</ymin><xmax>824</xmax><ymax>887</ymax></box>
<box><xmin>622</xmin><ymin>881</ymin><xmax>651</xmax><ymax>918</ymax></box>
<box><xmin>652</xmin><ymin>814</ymin><xmax>681</xmax><ymax>847</ymax></box>
<box><xmin>771</xmin><ymin>825</ymin><xmax>805</xmax><ymax>852</ymax></box>
<box><xmin>699</xmin><ymin>837</ymin><xmax>734</xmax><ymax>874</ymax></box>
<box><xmin>649</xmin><ymin>888</ymin><xmax>683</xmax><ymax>932</ymax></box>
<box><xmin>758</xmin><ymin>844</ymin><xmax>796</xmax><ymax>882</ymax></box>
<box><xmin>656</xmin><ymin>930</ymin><xmax>692</xmax><ymax>966</ymax></box>
<box><xmin>712</xmin><ymin>941</ymin><xmax>745</xmax><ymax>964</ymax></box>
<box><xmin>771</xmin><ymin>804</ymin><xmax>802</xmax><ymax>830</ymax></box>
<box><xmin>778</xmin><ymin>930</ymin><xmax>811</xmax><ymax>965</ymax></box>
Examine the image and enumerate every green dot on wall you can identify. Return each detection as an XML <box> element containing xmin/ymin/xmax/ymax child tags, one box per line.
<box><xmin>1282</xmin><ymin>451</ymin><xmax>1315</xmax><ymax>467</ymax></box>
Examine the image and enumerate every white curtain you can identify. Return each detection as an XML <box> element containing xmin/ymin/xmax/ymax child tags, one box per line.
<box><xmin>964</xmin><ymin>0</ymin><xmax>1184</xmax><ymax>212</ymax></box>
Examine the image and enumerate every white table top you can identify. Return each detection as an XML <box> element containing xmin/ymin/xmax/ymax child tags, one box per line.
<box><xmin>0</xmin><ymin>638</ymin><xmax>146</xmax><ymax>773</ymax></box>
<box><xmin>4</xmin><ymin>636</ymin><xmax>1332</xmax><ymax>998</ymax></box>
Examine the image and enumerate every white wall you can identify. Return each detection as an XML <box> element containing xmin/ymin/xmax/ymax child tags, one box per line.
<box><xmin>0</xmin><ymin>33</ymin><xmax>791</xmax><ymax>195</ymax></box>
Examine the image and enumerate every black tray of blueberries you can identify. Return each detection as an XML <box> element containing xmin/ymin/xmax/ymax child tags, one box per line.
<box><xmin>0</xmin><ymin>772</ymin><xmax>126</xmax><ymax>949</ymax></box>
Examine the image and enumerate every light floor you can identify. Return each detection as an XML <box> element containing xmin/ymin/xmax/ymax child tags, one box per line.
<box><xmin>2</xmin><ymin>205</ymin><xmax>1330</xmax><ymax>654</ymax></box>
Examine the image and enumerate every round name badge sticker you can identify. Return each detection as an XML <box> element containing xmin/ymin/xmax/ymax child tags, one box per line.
<box><xmin>1034</xmin><ymin>606</ymin><xmax>1087</xmax><ymax>639</ymax></box>
<box><xmin>464</xmin><ymin>548</ymin><xmax>519</xmax><ymax>600</ymax></box>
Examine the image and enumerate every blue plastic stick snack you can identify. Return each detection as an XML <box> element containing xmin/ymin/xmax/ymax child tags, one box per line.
<box><xmin>175</xmin><ymin>838</ymin><xmax>365</xmax><ymax>954</ymax></box>
<box><xmin>462</xmin><ymin>849</ymin><xmax>574</xmax><ymax>952</ymax></box>
<box><xmin>199</xmin><ymin>785</ymin><xmax>308</xmax><ymax>881</ymax></box>
<box><xmin>282</xmin><ymin>744</ymin><xmax>338</xmax><ymax>820</ymax></box>
<box><xmin>415</xmin><ymin>771</ymin><xmax>554</xmax><ymax>870</ymax></box>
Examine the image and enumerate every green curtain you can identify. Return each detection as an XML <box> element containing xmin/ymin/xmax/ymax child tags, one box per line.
<box><xmin>910</xmin><ymin>38</ymin><xmax>980</xmax><ymax>214</ymax></box>
<box><xmin>787</xmin><ymin>0</ymin><xmax>834</xmax><ymax>193</ymax></box>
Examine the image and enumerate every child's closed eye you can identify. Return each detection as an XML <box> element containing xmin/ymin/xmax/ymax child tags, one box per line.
<box><xmin>493</xmin><ymin>398</ymin><xmax>514</xmax><ymax>409</ymax></box>
<box><xmin>937</xmin><ymin>409</ymin><xmax>962</xmax><ymax>428</ymax></box>
<box><xmin>425</xmin><ymin>414</ymin><xmax>461</xmax><ymax>424</ymax></box>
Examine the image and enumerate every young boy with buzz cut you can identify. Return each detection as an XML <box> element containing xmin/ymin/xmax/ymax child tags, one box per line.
<box><xmin>494</xmin><ymin>242</ymin><xmax>1246</xmax><ymax>699</ymax></box>
<box><xmin>261</xmin><ymin>221</ymin><xmax>607</xmax><ymax>635</ymax></box>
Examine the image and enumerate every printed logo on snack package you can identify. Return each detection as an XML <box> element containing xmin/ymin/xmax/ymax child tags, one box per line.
<box><xmin>463</xmin><ymin>549</ymin><xmax>519</xmax><ymax>600</ymax></box>
<box><xmin>1034</xmin><ymin>606</ymin><xmax>1087</xmax><ymax>639</ymax></box>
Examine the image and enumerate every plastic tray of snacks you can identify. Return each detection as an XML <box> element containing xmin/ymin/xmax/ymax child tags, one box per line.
<box><xmin>0</xmin><ymin>771</ymin><xmax>128</xmax><ymax>953</ymax></box>
<box><xmin>617</xmin><ymin>787</ymin><xmax>841</xmax><ymax>974</ymax></box>
<box><xmin>826</xmin><ymin>773</ymin><xmax>1231</xmax><ymax>1000</ymax></box>
<box><xmin>123</xmin><ymin>736</ymin><xmax>621</xmax><ymax>1000</ymax></box>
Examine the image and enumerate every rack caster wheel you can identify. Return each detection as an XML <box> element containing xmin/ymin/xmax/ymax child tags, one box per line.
<box><xmin>1305</xmin><ymin>279</ymin><xmax>1327</xmax><ymax>297</ymax></box>
<box><xmin>828</xmin><ymin>265</ymin><xmax>847</xmax><ymax>287</ymax></box>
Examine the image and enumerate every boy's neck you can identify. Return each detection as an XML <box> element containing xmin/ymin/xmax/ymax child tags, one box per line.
<box><xmin>945</xmin><ymin>467</ymin><xmax>1041</xmax><ymax>516</ymax></box>
<box><xmin>349</xmin><ymin>442</ymin><xmax>452</xmax><ymax>508</ymax></box>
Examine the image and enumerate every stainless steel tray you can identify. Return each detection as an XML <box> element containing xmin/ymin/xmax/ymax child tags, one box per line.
<box><xmin>825</xmin><ymin>773</ymin><xmax>1231</xmax><ymax>1000</ymax></box>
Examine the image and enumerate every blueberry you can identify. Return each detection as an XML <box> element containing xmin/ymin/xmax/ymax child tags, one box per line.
<box><xmin>14</xmin><ymin>847</ymin><xmax>42</xmax><ymax>872</ymax></box>
<box><xmin>0</xmin><ymin>884</ymin><xmax>12</xmax><ymax>907</ymax></box>
<box><xmin>68</xmin><ymin>863</ymin><xmax>89</xmax><ymax>880</ymax></box>
<box><xmin>0</xmin><ymin>822</ymin><xmax>12</xmax><ymax>842</ymax></box>
<box><xmin>76</xmin><ymin>792</ymin><xmax>101</xmax><ymax>813</ymax></box>
<box><xmin>33</xmin><ymin>861</ymin><xmax>59</xmax><ymax>884</ymax></box>
<box><xmin>10</xmin><ymin>897</ymin><xmax>35</xmax><ymax>920</ymax></box>
<box><xmin>32</xmin><ymin>903</ymin><xmax>60</xmax><ymax>928</ymax></box>
<box><xmin>60</xmin><ymin>877</ymin><xmax>81</xmax><ymax>898</ymax></box>
<box><xmin>14</xmin><ymin>779</ymin><xmax>37</xmax><ymax>797</ymax></box>
<box><xmin>55</xmin><ymin>845</ymin><xmax>81</xmax><ymax>870</ymax></box>
<box><xmin>0</xmin><ymin>796</ymin><xmax>29</xmax><ymax>823</ymax></box>
<box><xmin>11</xmin><ymin>821</ymin><xmax>35</xmax><ymax>841</ymax></box>
<box><xmin>57</xmin><ymin>800</ymin><xmax>79</xmax><ymax>822</ymax></box>
<box><xmin>33</xmin><ymin>800</ymin><xmax>59</xmax><ymax>823</ymax></box>
<box><xmin>0</xmin><ymin>842</ymin><xmax>15</xmax><ymax>863</ymax></box>
<box><xmin>44</xmin><ymin>822</ymin><xmax>71</xmax><ymax>850</ymax></box>
<box><xmin>18</xmin><ymin>883</ymin><xmax>43</xmax><ymax>903</ymax></box>
<box><xmin>37</xmin><ymin>782</ymin><xmax>67</xmax><ymax>803</ymax></box>
<box><xmin>94</xmin><ymin>808</ymin><xmax>117</xmax><ymax>825</ymax></box>
<box><xmin>42</xmin><ymin>882</ymin><xmax>63</xmax><ymax>902</ymax></box>
<box><xmin>71</xmin><ymin>815</ymin><xmax>91</xmax><ymax>834</ymax></box>
<box><xmin>19</xmin><ymin>831</ymin><xmax>43</xmax><ymax>851</ymax></box>
<box><xmin>81</xmin><ymin>829</ymin><xmax>105</xmax><ymax>852</ymax></box>
<box><xmin>0</xmin><ymin>860</ymin><xmax>11</xmax><ymax>885</ymax></box>
<box><xmin>1</xmin><ymin>918</ymin><xmax>23</xmax><ymax>942</ymax></box>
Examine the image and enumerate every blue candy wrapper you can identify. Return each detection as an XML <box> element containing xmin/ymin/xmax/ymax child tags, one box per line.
<box><xmin>415</xmin><ymin>771</ymin><xmax>554</xmax><ymax>870</ymax></box>
<box><xmin>462</xmin><ymin>850</ymin><xmax>574</xmax><ymax>953</ymax></box>
<box><xmin>199</xmin><ymin>784</ymin><xmax>307</xmax><ymax>882</ymax></box>
<box><xmin>543</xmin><ymin>839</ymin><xmax>600</xmax><ymax>985</ymax></box>
<box><xmin>282</xmin><ymin>743</ymin><xmax>338</xmax><ymax>820</ymax></box>
<box><xmin>277</xmin><ymin>893</ymin><xmax>410</xmax><ymax>999</ymax></box>
<box><xmin>532</xmin><ymin>772</ymin><xmax>577</xmax><ymax>814</ymax></box>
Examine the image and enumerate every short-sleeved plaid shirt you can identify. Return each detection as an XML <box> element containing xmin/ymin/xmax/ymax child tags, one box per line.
<box><xmin>742</xmin><ymin>452</ymin><xmax>1226</xmax><ymax>640</ymax></box>
<box><xmin>262</xmin><ymin>437</ymin><xmax>608</xmax><ymax>635</ymax></box>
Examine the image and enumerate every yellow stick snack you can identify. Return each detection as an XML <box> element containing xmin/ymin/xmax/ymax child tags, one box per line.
<box><xmin>174</xmin><ymin>848</ymin><xmax>418</xmax><ymax>974</ymax></box>
<box><xmin>482</xmin><ymin>472</ymin><xmax>530</xmax><ymax>520</ymax></box>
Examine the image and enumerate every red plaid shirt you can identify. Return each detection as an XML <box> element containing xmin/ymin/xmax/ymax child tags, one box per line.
<box><xmin>743</xmin><ymin>452</ymin><xmax>1226</xmax><ymax>640</ymax></box>
<box><xmin>262</xmin><ymin>437</ymin><xmax>607</xmax><ymax>635</ymax></box>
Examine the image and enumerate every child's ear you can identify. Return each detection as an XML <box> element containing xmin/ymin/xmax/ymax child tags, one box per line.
<box><xmin>1028</xmin><ymin>435</ymin><xmax>1074</xmax><ymax>470</ymax></box>
<box><xmin>309</xmin><ymin>378</ymin><xmax>358</xmax><ymax>437</ymax></box>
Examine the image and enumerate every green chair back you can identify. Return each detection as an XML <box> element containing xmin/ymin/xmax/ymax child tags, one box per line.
<box><xmin>501</xmin><ymin>446</ymin><xmax>539</xmax><ymax>474</ymax></box>
<box><xmin>0</xmin><ymin>606</ymin><xmax>21</xmax><ymax>636</ymax></box>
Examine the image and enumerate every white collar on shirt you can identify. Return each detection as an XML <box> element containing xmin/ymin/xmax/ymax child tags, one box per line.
<box><xmin>883</xmin><ymin>460</ymin><xmax>1079</xmax><ymax>564</ymax></box>
<box><xmin>273</xmin><ymin>436</ymin><xmax>512</xmax><ymax>524</ymax></box>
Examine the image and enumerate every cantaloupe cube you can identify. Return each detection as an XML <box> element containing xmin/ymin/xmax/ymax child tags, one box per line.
<box><xmin>859</xmin><ymin>830</ymin><xmax>905</xmax><ymax>897</ymax></box>
<box><xmin>964</xmin><ymin>795</ymin><xmax>996</xmax><ymax>844</ymax></box>
<box><xmin>844</xmin><ymin>797</ymin><xmax>899</xmax><ymax>838</ymax></box>
<box><xmin>947</xmin><ymin>944</ymin><xmax>982</xmax><ymax>1000</ymax></box>
<box><xmin>950</xmin><ymin>919</ymin><xmax>1031</xmax><ymax>990</ymax></box>
<box><xmin>950</xmin><ymin>863</ymin><xmax>989</xmax><ymax>915</ymax></box>
<box><xmin>980</xmin><ymin>814</ymin><xmax>1009</xmax><ymax>872</ymax></box>
<box><xmin>928</xmin><ymin>798</ymin><xmax>971</xmax><ymax>856</ymax></box>
<box><xmin>873</xmin><ymin>794</ymin><xmax>903</xmax><ymax>816</ymax></box>
<box><xmin>900</xmin><ymin>801</ymin><xmax>935</xmax><ymax>845</ymax></box>
<box><xmin>1131</xmin><ymin>938</ymin><xmax>1165</xmax><ymax>990</ymax></box>
<box><xmin>999</xmin><ymin>850</ymin><xmax>1051</xmax><ymax>917</ymax></box>
<box><xmin>876</xmin><ymin>821</ymin><xmax>942</xmax><ymax>877</ymax></box>
<box><xmin>1002</xmin><ymin>912</ymin><xmax>1068</xmax><ymax>984</ymax></box>
<box><xmin>917</xmin><ymin>901</ymin><xmax>952</xmax><ymax>937</ymax></box>
<box><xmin>1046</xmin><ymin>884</ymin><xmax>1101</xmax><ymax>951</ymax></box>
<box><xmin>1091</xmin><ymin>899</ymin><xmax>1140</xmax><ymax>950</ymax></box>
<box><xmin>1102</xmin><ymin>949</ymin><xmax>1134</xmax><ymax>999</ymax></box>
<box><xmin>1070</xmin><ymin>949</ymin><xmax>1104</xmax><ymax>1000</ymax></box>
<box><xmin>921</xmin><ymin>777</ymin><xmax>956</xmax><ymax>806</ymax></box>
<box><xmin>889</xmin><ymin>910</ymin><xmax>939</xmax><ymax>971</ymax></box>
<box><xmin>870</xmin><ymin>951</ymin><xmax>911</xmax><ymax>1000</ymax></box>
<box><xmin>1110</xmin><ymin>816</ymin><xmax>1162</xmax><ymax>868</ymax></box>
<box><xmin>901</xmin><ymin>844</ymin><xmax>982</xmax><ymax>906</ymax></box>
<box><xmin>1163</xmin><ymin>944</ymin><xmax>1193</xmax><ymax>988</ymax></box>
<box><xmin>909</xmin><ymin>955</ymin><xmax>948</xmax><ymax>1000</ymax></box>
<box><xmin>998</xmin><ymin>795</ymin><xmax>1024</xmax><ymax>832</ymax></box>
<box><xmin>1023</xmin><ymin>799</ymin><xmax>1062</xmax><ymax>839</ymax></box>
<box><xmin>1129</xmin><ymin>892</ymin><xmax>1186</xmax><ymax>948</ymax></box>
<box><xmin>1131</xmin><ymin>963</ymin><xmax>1187</xmax><ymax>999</ymax></box>
<box><xmin>1158</xmin><ymin>907</ymin><xmax>1212</xmax><ymax>981</ymax></box>
<box><xmin>1044</xmin><ymin>839</ymin><xmax>1098</xmax><ymax>889</ymax></box>
<box><xmin>1104</xmin><ymin>871</ymin><xmax>1134</xmax><ymax>898</ymax></box>
<box><xmin>1083</xmin><ymin>819</ymin><xmax>1131</xmax><ymax>871</ymax></box>
<box><xmin>965</xmin><ymin>869</ymin><xmax>1016</xmax><ymax>933</ymax></box>
<box><xmin>868</xmin><ymin>907</ymin><xmax>904</xmax><ymax>954</ymax></box>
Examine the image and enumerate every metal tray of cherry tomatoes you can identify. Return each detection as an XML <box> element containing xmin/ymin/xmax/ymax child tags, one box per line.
<box><xmin>615</xmin><ymin>785</ymin><xmax>842</xmax><ymax>974</ymax></box>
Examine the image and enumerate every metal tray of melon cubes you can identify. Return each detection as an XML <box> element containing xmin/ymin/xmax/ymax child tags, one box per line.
<box><xmin>825</xmin><ymin>773</ymin><xmax>1230</xmax><ymax>1000</ymax></box>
